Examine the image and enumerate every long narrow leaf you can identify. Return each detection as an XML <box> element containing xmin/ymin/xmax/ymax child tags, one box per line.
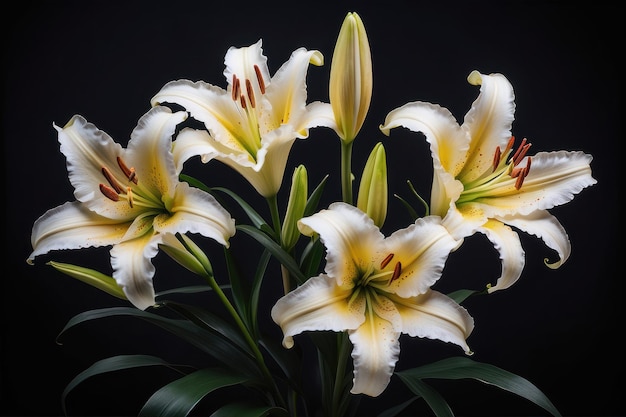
<box><xmin>303</xmin><ymin>174</ymin><xmax>329</xmax><ymax>216</ymax></box>
<box><xmin>161</xmin><ymin>301</ymin><xmax>254</xmax><ymax>358</ymax></box>
<box><xmin>223</xmin><ymin>247</ymin><xmax>250</xmax><ymax>321</ymax></box>
<box><xmin>376</xmin><ymin>396</ymin><xmax>420</xmax><ymax>417</ymax></box>
<box><xmin>395</xmin><ymin>376</ymin><xmax>454</xmax><ymax>417</ymax></box>
<box><xmin>210</xmin><ymin>403</ymin><xmax>288</xmax><ymax>417</ymax></box>
<box><xmin>397</xmin><ymin>356</ymin><xmax>562</xmax><ymax>417</ymax></box>
<box><xmin>237</xmin><ymin>225</ymin><xmax>306</xmax><ymax>284</ymax></box>
<box><xmin>210</xmin><ymin>186</ymin><xmax>269</xmax><ymax>231</ymax></box>
<box><xmin>250</xmin><ymin>250</ymin><xmax>272</xmax><ymax>332</ymax></box>
<box><xmin>57</xmin><ymin>307</ymin><xmax>259</xmax><ymax>376</ymax></box>
<box><xmin>138</xmin><ymin>368</ymin><xmax>249</xmax><ymax>417</ymax></box>
<box><xmin>62</xmin><ymin>354</ymin><xmax>184</xmax><ymax>415</ymax></box>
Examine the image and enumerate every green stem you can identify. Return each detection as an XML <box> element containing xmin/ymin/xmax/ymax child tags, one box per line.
<box><xmin>341</xmin><ymin>141</ymin><xmax>354</xmax><ymax>205</ymax></box>
<box><xmin>203</xmin><ymin>271</ymin><xmax>286</xmax><ymax>409</ymax></box>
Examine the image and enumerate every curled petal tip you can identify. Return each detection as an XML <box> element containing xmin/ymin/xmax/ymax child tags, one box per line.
<box><xmin>467</xmin><ymin>70</ymin><xmax>482</xmax><ymax>86</ymax></box>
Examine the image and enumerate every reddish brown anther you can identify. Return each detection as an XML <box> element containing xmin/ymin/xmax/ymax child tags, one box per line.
<box><xmin>246</xmin><ymin>79</ymin><xmax>256</xmax><ymax>108</ymax></box>
<box><xmin>100</xmin><ymin>183</ymin><xmax>120</xmax><ymax>201</ymax></box>
<box><xmin>232</xmin><ymin>74</ymin><xmax>240</xmax><ymax>101</ymax></box>
<box><xmin>101</xmin><ymin>166</ymin><xmax>122</xmax><ymax>193</ymax></box>
<box><xmin>492</xmin><ymin>146</ymin><xmax>502</xmax><ymax>172</ymax></box>
<box><xmin>389</xmin><ymin>261</ymin><xmax>402</xmax><ymax>284</ymax></box>
<box><xmin>254</xmin><ymin>64</ymin><xmax>266</xmax><ymax>94</ymax></box>
<box><xmin>380</xmin><ymin>253</ymin><xmax>394</xmax><ymax>269</ymax></box>
<box><xmin>117</xmin><ymin>157</ymin><xmax>138</xmax><ymax>184</ymax></box>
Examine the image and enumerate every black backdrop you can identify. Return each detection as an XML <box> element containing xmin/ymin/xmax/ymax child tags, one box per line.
<box><xmin>2</xmin><ymin>1</ymin><xmax>622</xmax><ymax>416</ymax></box>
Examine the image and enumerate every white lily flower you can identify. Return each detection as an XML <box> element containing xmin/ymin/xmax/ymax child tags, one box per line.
<box><xmin>380</xmin><ymin>70</ymin><xmax>597</xmax><ymax>292</ymax></box>
<box><xmin>271</xmin><ymin>203</ymin><xmax>473</xmax><ymax>397</ymax></box>
<box><xmin>151</xmin><ymin>39</ymin><xmax>336</xmax><ymax>197</ymax></box>
<box><xmin>28</xmin><ymin>107</ymin><xmax>236</xmax><ymax>309</ymax></box>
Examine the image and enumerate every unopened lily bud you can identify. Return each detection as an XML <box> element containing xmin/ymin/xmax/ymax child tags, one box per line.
<box><xmin>47</xmin><ymin>261</ymin><xmax>127</xmax><ymax>300</ymax></box>
<box><xmin>329</xmin><ymin>12</ymin><xmax>373</xmax><ymax>143</ymax></box>
<box><xmin>281</xmin><ymin>165</ymin><xmax>308</xmax><ymax>251</ymax></box>
<box><xmin>159</xmin><ymin>233</ymin><xmax>213</xmax><ymax>278</ymax></box>
<box><xmin>357</xmin><ymin>142</ymin><xmax>387</xmax><ymax>228</ymax></box>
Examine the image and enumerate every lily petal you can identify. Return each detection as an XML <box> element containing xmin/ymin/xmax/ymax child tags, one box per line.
<box><xmin>459</xmin><ymin>70</ymin><xmax>515</xmax><ymax>183</ymax></box>
<box><xmin>477</xmin><ymin>151</ymin><xmax>597</xmax><ymax>218</ymax></box>
<box><xmin>154</xmin><ymin>182</ymin><xmax>236</xmax><ymax>247</ymax></box>
<box><xmin>478</xmin><ymin>219</ymin><xmax>526</xmax><ymax>292</ymax></box>
<box><xmin>349</xmin><ymin>314</ymin><xmax>400</xmax><ymax>397</ymax></box>
<box><xmin>498</xmin><ymin>210</ymin><xmax>571</xmax><ymax>271</ymax></box>
<box><xmin>391</xmin><ymin>289</ymin><xmax>474</xmax><ymax>354</ymax></box>
<box><xmin>28</xmin><ymin>201</ymin><xmax>129</xmax><ymax>264</ymax></box>
<box><xmin>298</xmin><ymin>202</ymin><xmax>383</xmax><ymax>287</ymax></box>
<box><xmin>384</xmin><ymin>216</ymin><xmax>460</xmax><ymax>298</ymax></box>
<box><xmin>56</xmin><ymin>116</ymin><xmax>131</xmax><ymax>220</ymax></box>
<box><xmin>270</xmin><ymin>274</ymin><xmax>365</xmax><ymax>349</ymax></box>
<box><xmin>266</xmin><ymin>46</ymin><xmax>324</xmax><ymax>133</ymax></box>
<box><xmin>110</xmin><ymin>232</ymin><xmax>159</xmax><ymax>310</ymax></box>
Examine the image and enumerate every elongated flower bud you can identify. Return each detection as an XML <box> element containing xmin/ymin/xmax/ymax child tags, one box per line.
<box><xmin>281</xmin><ymin>165</ymin><xmax>308</xmax><ymax>251</ymax></box>
<box><xmin>47</xmin><ymin>261</ymin><xmax>127</xmax><ymax>300</ymax></box>
<box><xmin>330</xmin><ymin>12</ymin><xmax>373</xmax><ymax>143</ymax></box>
<box><xmin>357</xmin><ymin>142</ymin><xmax>387</xmax><ymax>228</ymax></box>
<box><xmin>159</xmin><ymin>233</ymin><xmax>213</xmax><ymax>278</ymax></box>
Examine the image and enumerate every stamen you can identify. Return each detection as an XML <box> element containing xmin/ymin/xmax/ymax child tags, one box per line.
<box><xmin>504</xmin><ymin>136</ymin><xmax>516</xmax><ymax>153</ymax></box>
<box><xmin>99</xmin><ymin>184</ymin><xmax>120</xmax><ymax>201</ymax></box>
<box><xmin>127</xmin><ymin>186</ymin><xmax>134</xmax><ymax>208</ymax></box>
<box><xmin>389</xmin><ymin>261</ymin><xmax>402</xmax><ymax>285</ymax></box>
<box><xmin>245</xmin><ymin>79</ymin><xmax>256</xmax><ymax>108</ymax></box>
<box><xmin>254</xmin><ymin>64</ymin><xmax>266</xmax><ymax>94</ymax></box>
<box><xmin>380</xmin><ymin>253</ymin><xmax>395</xmax><ymax>269</ymax></box>
<box><xmin>240</xmin><ymin>94</ymin><xmax>247</xmax><ymax>109</ymax></box>
<box><xmin>514</xmin><ymin>171</ymin><xmax>525</xmax><ymax>190</ymax></box>
<box><xmin>513</xmin><ymin>143</ymin><xmax>532</xmax><ymax>166</ymax></box>
<box><xmin>492</xmin><ymin>146</ymin><xmax>501</xmax><ymax>172</ymax></box>
<box><xmin>127</xmin><ymin>168</ymin><xmax>136</xmax><ymax>184</ymax></box>
<box><xmin>232</xmin><ymin>74</ymin><xmax>240</xmax><ymax>101</ymax></box>
<box><xmin>117</xmin><ymin>157</ymin><xmax>138</xmax><ymax>184</ymax></box>
<box><xmin>101</xmin><ymin>167</ymin><xmax>122</xmax><ymax>193</ymax></box>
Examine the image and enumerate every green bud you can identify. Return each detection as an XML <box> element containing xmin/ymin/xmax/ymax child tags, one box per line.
<box><xmin>47</xmin><ymin>261</ymin><xmax>127</xmax><ymax>300</ymax></box>
<box><xmin>281</xmin><ymin>165</ymin><xmax>308</xmax><ymax>251</ymax></box>
<box><xmin>329</xmin><ymin>12</ymin><xmax>373</xmax><ymax>143</ymax></box>
<box><xmin>159</xmin><ymin>233</ymin><xmax>213</xmax><ymax>278</ymax></box>
<box><xmin>357</xmin><ymin>142</ymin><xmax>388</xmax><ymax>228</ymax></box>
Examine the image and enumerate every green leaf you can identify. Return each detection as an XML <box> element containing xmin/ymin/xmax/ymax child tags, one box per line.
<box><xmin>395</xmin><ymin>377</ymin><xmax>454</xmax><ymax>417</ymax></box>
<box><xmin>393</xmin><ymin>193</ymin><xmax>419</xmax><ymax>222</ymax></box>
<box><xmin>223</xmin><ymin>247</ymin><xmax>250</xmax><ymax>322</ymax></box>
<box><xmin>250</xmin><ymin>250</ymin><xmax>272</xmax><ymax>333</ymax></box>
<box><xmin>62</xmin><ymin>354</ymin><xmax>183</xmax><ymax>415</ymax></box>
<box><xmin>161</xmin><ymin>301</ymin><xmax>254</xmax><ymax>358</ymax></box>
<box><xmin>303</xmin><ymin>174</ymin><xmax>329</xmax><ymax>217</ymax></box>
<box><xmin>446</xmin><ymin>289</ymin><xmax>481</xmax><ymax>304</ymax></box>
<box><xmin>57</xmin><ymin>307</ymin><xmax>259</xmax><ymax>377</ymax></box>
<box><xmin>210</xmin><ymin>403</ymin><xmax>288</xmax><ymax>417</ymax></box>
<box><xmin>210</xmin><ymin>186</ymin><xmax>270</xmax><ymax>231</ymax></box>
<box><xmin>237</xmin><ymin>225</ymin><xmax>307</xmax><ymax>285</ymax></box>
<box><xmin>138</xmin><ymin>367</ymin><xmax>249</xmax><ymax>417</ymax></box>
<box><xmin>258</xmin><ymin>335</ymin><xmax>302</xmax><ymax>392</ymax></box>
<box><xmin>376</xmin><ymin>396</ymin><xmax>420</xmax><ymax>417</ymax></box>
<box><xmin>155</xmin><ymin>285</ymin><xmax>214</xmax><ymax>297</ymax></box>
<box><xmin>299</xmin><ymin>237</ymin><xmax>324</xmax><ymax>278</ymax></box>
<box><xmin>397</xmin><ymin>356</ymin><xmax>562</xmax><ymax>417</ymax></box>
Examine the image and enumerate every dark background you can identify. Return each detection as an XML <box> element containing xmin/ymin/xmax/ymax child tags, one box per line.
<box><xmin>2</xmin><ymin>1</ymin><xmax>622</xmax><ymax>416</ymax></box>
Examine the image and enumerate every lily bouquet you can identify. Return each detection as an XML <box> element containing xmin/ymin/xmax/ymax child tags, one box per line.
<box><xmin>27</xmin><ymin>11</ymin><xmax>596</xmax><ymax>417</ymax></box>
